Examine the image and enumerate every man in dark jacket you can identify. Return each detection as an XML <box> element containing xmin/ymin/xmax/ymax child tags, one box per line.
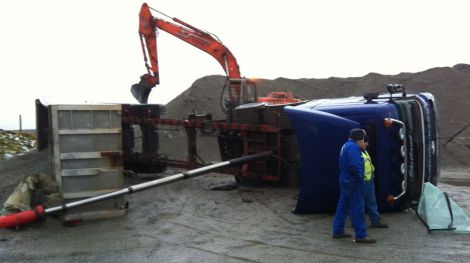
<box><xmin>332</xmin><ymin>128</ymin><xmax>375</xmax><ymax>243</ymax></box>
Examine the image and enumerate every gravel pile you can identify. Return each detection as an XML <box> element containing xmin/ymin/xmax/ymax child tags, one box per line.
<box><xmin>161</xmin><ymin>64</ymin><xmax>470</xmax><ymax>167</ymax></box>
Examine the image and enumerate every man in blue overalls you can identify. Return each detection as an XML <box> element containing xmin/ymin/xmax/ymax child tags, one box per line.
<box><xmin>332</xmin><ymin>128</ymin><xmax>375</xmax><ymax>243</ymax></box>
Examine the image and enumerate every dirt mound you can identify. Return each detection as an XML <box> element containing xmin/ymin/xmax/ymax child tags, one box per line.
<box><xmin>161</xmin><ymin>64</ymin><xmax>470</xmax><ymax>167</ymax></box>
<box><xmin>165</xmin><ymin>75</ymin><xmax>228</xmax><ymax>121</ymax></box>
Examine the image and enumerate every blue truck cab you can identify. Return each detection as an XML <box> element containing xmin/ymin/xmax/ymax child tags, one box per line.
<box><xmin>285</xmin><ymin>85</ymin><xmax>439</xmax><ymax>213</ymax></box>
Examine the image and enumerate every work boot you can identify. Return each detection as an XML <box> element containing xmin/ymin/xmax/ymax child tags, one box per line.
<box><xmin>371</xmin><ymin>222</ymin><xmax>389</xmax><ymax>228</ymax></box>
<box><xmin>354</xmin><ymin>237</ymin><xmax>376</xmax><ymax>243</ymax></box>
<box><xmin>332</xmin><ymin>233</ymin><xmax>352</xmax><ymax>239</ymax></box>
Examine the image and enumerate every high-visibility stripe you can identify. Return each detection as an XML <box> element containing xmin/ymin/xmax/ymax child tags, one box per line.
<box><xmin>362</xmin><ymin>150</ymin><xmax>374</xmax><ymax>181</ymax></box>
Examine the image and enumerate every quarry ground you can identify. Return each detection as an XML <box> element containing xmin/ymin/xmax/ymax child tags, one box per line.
<box><xmin>0</xmin><ymin>152</ymin><xmax>469</xmax><ymax>263</ymax></box>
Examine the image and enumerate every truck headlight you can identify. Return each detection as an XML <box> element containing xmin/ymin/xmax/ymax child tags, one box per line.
<box><xmin>401</xmin><ymin>163</ymin><xmax>406</xmax><ymax>175</ymax></box>
<box><xmin>401</xmin><ymin>146</ymin><xmax>406</xmax><ymax>157</ymax></box>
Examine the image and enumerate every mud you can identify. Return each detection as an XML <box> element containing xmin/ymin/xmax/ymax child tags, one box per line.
<box><xmin>1</xmin><ymin>158</ymin><xmax>469</xmax><ymax>262</ymax></box>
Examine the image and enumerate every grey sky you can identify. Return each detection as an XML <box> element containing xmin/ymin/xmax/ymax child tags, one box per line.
<box><xmin>1</xmin><ymin>0</ymin><xmax>469</xmax><ymax>130</ymax></box>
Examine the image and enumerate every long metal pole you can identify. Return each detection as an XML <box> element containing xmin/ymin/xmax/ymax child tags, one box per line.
<box><xmin>45</xmin><ymin>151</ymin><xmax>271</xmax><ymax>214</ymax></box>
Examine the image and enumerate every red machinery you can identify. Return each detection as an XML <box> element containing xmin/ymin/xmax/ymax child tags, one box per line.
<box><xmin>131</xmin><ymin>3</ymin><xmax>257</xmax><ymax>116</ymax></box>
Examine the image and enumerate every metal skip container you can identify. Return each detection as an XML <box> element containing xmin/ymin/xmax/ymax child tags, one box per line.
<box><xmin>47</xmin><ymin>103</ymin><xmax>127</xmax><ymax>221</ymax></box>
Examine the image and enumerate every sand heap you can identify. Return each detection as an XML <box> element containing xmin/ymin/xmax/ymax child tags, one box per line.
<box><xmin>160</xmin><ymin>64</ymin><xmax>470</xmax><ymax>167</ymax></box>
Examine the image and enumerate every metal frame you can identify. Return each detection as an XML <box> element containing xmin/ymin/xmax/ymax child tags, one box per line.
<box><xmin>122</xmin><ymin>111</ymin><xmax>285</xmax><ymax>182</ymax></box>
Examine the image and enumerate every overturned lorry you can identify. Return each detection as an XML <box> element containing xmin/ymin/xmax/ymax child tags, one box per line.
<box><xmin>0</xmin><ymin>84</ymin><xmax>439</xmax><ymax>228</ymax></box>
<box><xmin>31</xmin><ymin>83</ymin><xmax>439</xmax><ymax>222</ymax></box>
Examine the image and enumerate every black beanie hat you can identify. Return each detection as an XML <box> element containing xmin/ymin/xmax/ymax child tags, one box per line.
<box><xmin>349</xmin><ymin>128</ymin><xmax>365</xmax><ymax>141</ymax></box>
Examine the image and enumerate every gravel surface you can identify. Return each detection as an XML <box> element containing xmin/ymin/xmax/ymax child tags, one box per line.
<box><xmin>0</xmin><ymin>152</ymin><xmax>470</xmax><ymax>262</ymax></box>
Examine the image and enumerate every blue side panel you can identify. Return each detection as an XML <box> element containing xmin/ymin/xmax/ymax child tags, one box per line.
<box><xmin>285</xmin><ymin>106</ymin><xmax>359</xmax><ymax>213</ymax></box>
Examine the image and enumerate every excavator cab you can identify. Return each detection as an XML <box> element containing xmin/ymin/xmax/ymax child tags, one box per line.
<box><xmin>241</xmin><ymin>78</ymin><xmax>258</xmax><ymax>105</ymax></box>
<box><xmin>221</xmin><ymin>78</ymin><xmax>257</xmax><ymax>117</ymax></box>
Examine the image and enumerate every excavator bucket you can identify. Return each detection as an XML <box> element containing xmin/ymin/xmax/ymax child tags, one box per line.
<box><xmin>131</xmin><ymin>82</ymin><xmax>152</xmax><ymax>104</ymax></box>
<box><xmin>131</xmin><ymin>75</ymin><xmax>157</xmax><ymax>104</ymax></box>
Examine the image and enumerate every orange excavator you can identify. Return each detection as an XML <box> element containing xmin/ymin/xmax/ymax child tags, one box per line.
<box><xmin>131</xmin><ymin>3</ymin><xmax>301</xmax><ymax>114</ymax></box>
<box><xmin>131</xmin><ymin>3</ymin><xmax>258</xmax><ymax>116</ymax></box>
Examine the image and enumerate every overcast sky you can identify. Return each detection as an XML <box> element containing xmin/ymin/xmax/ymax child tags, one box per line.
<box><xmin>1</xmin><ymin>0</ymin><xmax>469</xmax><ymax>130</ymax></box>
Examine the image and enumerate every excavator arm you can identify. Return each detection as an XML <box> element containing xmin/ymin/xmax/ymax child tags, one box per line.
<box><xmin>131</xmin><ymin>3</ymin><xmax>246</xmax><ymax>107</ymax></box>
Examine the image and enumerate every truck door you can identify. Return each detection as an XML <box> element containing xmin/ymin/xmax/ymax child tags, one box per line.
<box><xmin>285</xmin><ymin>106</ymin><xmax>360</xmax><ymax>213</ymax></box>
